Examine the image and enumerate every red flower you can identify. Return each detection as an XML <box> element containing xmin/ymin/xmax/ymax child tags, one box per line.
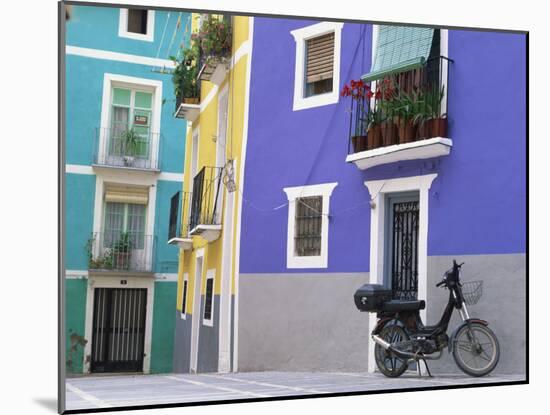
<box><xmin>341</xmin><ymin>85</ymin><xmax>351</xmax><ymax>97</ymax></box>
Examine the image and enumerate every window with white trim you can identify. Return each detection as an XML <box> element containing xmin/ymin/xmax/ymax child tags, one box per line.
<box><xmin>203</xmin><ymin>270</ymin><xmax>215</xmax><ymax>326</ymax></box>
<box><xmin>290</xmin><ymin>22</ymin><xmax>343</xmax><ymax>111</ymax></box>
<box><xmin>283</xmin><ymin>183</ymin><xmax>338</xmax><ymax>268</ymax></box>
<box><xmin>180</xmin><ymin>273</ymin><xmax>189</xmax><ymax>319</ymax></box>
<box><xmin>119</xmin><ymin>9</ymin><xmax>155</xmax><ymax>42</ymax></box>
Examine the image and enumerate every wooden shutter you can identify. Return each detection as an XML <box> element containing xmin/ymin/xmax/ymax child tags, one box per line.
<box><xmin>306</xmin><ymin>33</ymin><xmax>335</xmax><ymax>84</ymax></box>
<box><xmin>104</xmin><ymin>184</ymin><xmax>149</xmax><ymax>205</ymax></box>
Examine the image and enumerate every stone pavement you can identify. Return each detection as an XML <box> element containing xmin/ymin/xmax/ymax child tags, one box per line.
<box><xmin>65</xmin><ymin>371</ymin><xmax>525</xmax><ymax>411</ymax></box>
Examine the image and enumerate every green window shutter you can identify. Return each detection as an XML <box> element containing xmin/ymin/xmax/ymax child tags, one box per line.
<box><xmin>112</xmin><ymin>88</ymin><xmax>131</xmax><ymax>106</ymax></box>
<box><xmin>362</xmin><ymin>25</ymin><xmax>434</xmax><ymax>82</ymax></box>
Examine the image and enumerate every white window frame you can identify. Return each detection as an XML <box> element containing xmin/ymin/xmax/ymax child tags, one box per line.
<box><xmin>202</xmin><ymin>269</ymin><xmax>215</xmax><ymax>327</ymax></box>
<box><xmin>364</xmin><ymin>173</ymin><xmax>437</xmax><ymax>373</ymax></box>
<box><xmin>180</xmin><ymin>273</ymin><xmax>189</xmax><ymax>320</ymax></box>
<box><xmin>99</xmin><ymin>74</ymin><xmax>162</xmax><ymax>170</ymax></box>
<box><xmin>283</xmin><ymin>182</ymin><xmax>338</xmax><ymax>268</ymax></box>
<box><xmin>118</xmin><ymin>8</ymin><xmax>155</xmax><ymax>42</ymax></box>
<box><xmin>290</xmin><ymin>22</ymin><xmax>343</xmax><ymax>111</ymax></box>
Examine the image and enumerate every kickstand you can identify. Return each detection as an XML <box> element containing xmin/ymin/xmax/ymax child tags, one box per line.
<box><xmin>417</xmin><ymin>358</ymin><xmax>433</xmax><ymax>377</ymax></box>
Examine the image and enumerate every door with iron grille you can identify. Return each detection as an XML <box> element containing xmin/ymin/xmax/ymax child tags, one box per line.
<box><xmin>91</xmin><ymin>288</ymin><xmax>147</xmax><ymax>373</ymax></box>
<box><xmin>386</xmin><ymin>194</ymin><xmax>420</xmax><ymax>300</ymax></box>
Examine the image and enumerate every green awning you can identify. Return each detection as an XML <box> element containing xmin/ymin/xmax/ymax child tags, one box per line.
<box><xmin>362</xmin><ymin>25</ymin><xmax>434</xmax><ymax>82</ymax></box>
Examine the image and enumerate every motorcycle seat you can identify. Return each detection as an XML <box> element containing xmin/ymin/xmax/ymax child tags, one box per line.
<box><xmin>381</xmin><ymin>300</ymin><xmax>426</xmax><ymax>312</ymax></box>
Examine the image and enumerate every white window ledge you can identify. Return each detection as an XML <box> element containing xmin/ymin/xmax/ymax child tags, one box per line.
<box><xmin>174</xmin><ymin>103</ymin><xmax>200</xmax><ymax>122</ymax></box>
<box><xmin>189</xmin><ymin>224</ymin><xmax>222</xmax><ymax>242</ymax></box>
<box><xmin>167</xmin><ymin>237</ymin><xmax>193</xmax><ymax>250</ymax></box>
<box><xmin>345</xmin><ymin>137</ymin><xmax>453</xmax><ymax>170</ymax></box>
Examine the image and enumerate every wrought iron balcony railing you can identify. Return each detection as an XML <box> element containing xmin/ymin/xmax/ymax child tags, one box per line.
<box><xmin>88</xmin><ymin>232</ymin><xmax>156</xmax><ymax>273</ymax></box>
<box><xmin>93</xmin><ymin>127</ymin><xmax>162</xmax><ymax>171</ymax></box>
<box><xmin>189</xmin><ymin>166</ymin><xmax>223</xmax><ymax>233</ymax></box>
<box><xmin>168</xmin><ymin>190</ymin><xmax>192</xmax><ymax>241</ymax></box>
<box><xmin>347</xmin><ymin>56</ymin><xmax>452</xmax><ymax>155</ymax></box>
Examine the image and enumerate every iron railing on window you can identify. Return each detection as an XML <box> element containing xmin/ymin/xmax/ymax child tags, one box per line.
<box><xmin>294</xmin><ymin>196</ymin><xmax>323</xmax><ymax>257</ymax></box>
<box><xmin>88</xmin><ymin>232</ymin><xmax>156</xmax><ymax>273</ymax></box>
<box><xmin>347</xmin><ymin>56</ymin><xmax>452</xmax><ymax>155</ymax></box>
<box><xmin>189</xmin><ymin>166</ymin><xmax>223</xmax><ymax>232</ymax></box>
<box><xmin>93</xmin><ymin>127</ymin><xmax>162</xmax><ymax>170</ymax></box>
<box><xmin>168</xmin><ymin>190</ymin><xmax>192</xmax><ymax>240</ymax></box>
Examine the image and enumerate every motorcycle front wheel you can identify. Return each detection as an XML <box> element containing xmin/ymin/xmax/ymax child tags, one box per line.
<box><xmin>374</xmin><ymin>323</ymin><xmax>410</xmax><ymax>378</ymax></box>
<box><xmin>452</xmin><ymin>322</ymin><xmax>500</xmax><ymax>377</ymax></box>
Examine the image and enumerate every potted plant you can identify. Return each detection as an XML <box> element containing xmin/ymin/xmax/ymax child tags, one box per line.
<box><xmin>341</xmin><ymin>79</ymin><xmax>371</xmax><ymax>153</ymax></box>
<box><xmin>112</xmin><ymin>232</ymin><xmax>132</xmax><ymax>270</ymax></box>
<box><xmin>395</xmin><ymin>89</ymin><xmax>420</xmax><ymax>144</ymax></box>
<box><xmin>366</xmin><ymin>105</ymin><xmax>383</xmax><ymax>149</ymax></box>
<box><xmin>171</xmin><ymin>45</ymin><xmax>200</xmax><ymax>104</ymax></box>
<box><xmin>194</xmin><ymin>15</ymin><xmax>232</xmax><ymax>63</ymax></box>
<box><xmin>120</xmin><ymin>128</ymin><xmax>140</xmax><ymax>165</ymax></box>
<box><xmin>414</xmin><ymin>87</ymin><xmax>432</xmax><ymax>140</ymax></box>
<box><xmin>428</xmin><ymin>84</ymin><xmax>447</xmax><ymax>137</ymax></box>
<box><xmin>375</xmin><ymin>78</ymin><xmax>399</xmax><ymax>147</ymax></box>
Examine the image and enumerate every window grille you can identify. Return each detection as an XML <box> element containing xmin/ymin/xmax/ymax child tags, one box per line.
<box><xmin>294</xmin><ymin>196</ymin><xmax>323</xmax><ymax>257</ymax></box>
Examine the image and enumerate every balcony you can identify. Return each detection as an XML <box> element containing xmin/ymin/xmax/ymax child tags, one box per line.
<box><xmin>344</xmin><ymin>56</ymin><xmax>453</xmax><ymax>171</ymax></box>
<box><xmin>167</xmin><ymin>191</ymin><xmax>193</xmax><ymax>250</ymax></box>
<box><xmin>189</xmin><ymin>166</ymin><xmax>224</xmax><ymax>242</ymax></box>
<box><xmin>197</xmin><ymin>15</ymin><xmax>232</xmax><ymax>85</ymax></box>
<box><xmin>87</xmin><ymin>232</ymin><xmax>156</xmax><ymax>275</ymax></box>
<box><xmin>174</xmin><ymin>67</ymin><xmax>201</xmax><ymax>121</ymax></box>
<box><xmin>93</xmin><ymin>127</ymin><xmax>161</xmax><ymax>172</ymax></box>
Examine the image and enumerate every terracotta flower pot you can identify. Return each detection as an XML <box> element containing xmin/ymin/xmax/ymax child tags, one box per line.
<box><xmin>381</xmin><ymin>120</ymin><xmax>398</xmax><ymax>147</ymax></box>
<box><xmin>398</xmin><ymin>119</ymin><xmax>417</xmax><ymax>144</ymax></box>
<box><xmin>351</xmin><ymin>135</ymin><xmax>368</xmax><ymax>153</ymax></box>
<box><xmin>113</xmin><ymin>252</ymin><xmax>130</xmax><ymax>270</ymax></box>
<box><xmin>431</xmin><ymin>117</ymin><xmax>448</xmax><ymax>137</ymax></box>
<box><xmin>367</xmin><ymin>125</ymin><xmax>382</xmax><ymax>150</ymax></box>
<box><xmin>416</xmin><ymin>120</ymin><xmax>431</xmax><ymax>140</ymax></box>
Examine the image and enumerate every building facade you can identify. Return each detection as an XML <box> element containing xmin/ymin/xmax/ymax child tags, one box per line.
<box><xmin>169</xmin><ymin>14</ymin><xmax>252</xmax><ymax>373</ymax></box>
<box><xmin>64</xmin><ymin>5</ymin><xmax>189</xmax><ymax>374</ymax></box>
<box><xmin>236</xmin><ymin>18</ymin><xmax>526</xmax><ymax>374</ymax></box>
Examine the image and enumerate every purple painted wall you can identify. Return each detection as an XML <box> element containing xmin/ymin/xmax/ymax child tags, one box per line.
<box><xmin>240</xmin><ymin>17</ymin><xmax>526</xmax><ymax>274</ymax></box>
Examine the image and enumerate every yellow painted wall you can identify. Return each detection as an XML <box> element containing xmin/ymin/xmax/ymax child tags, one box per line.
<box><xmin>176</xmin><ymin>15</ymin><xmax>250</xmax><ymax>315</ymax></box>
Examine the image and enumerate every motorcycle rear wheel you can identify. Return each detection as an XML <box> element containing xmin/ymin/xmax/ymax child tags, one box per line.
<box><xmin>375</xmin><ymin>324</ymin><xmax>410</xmax><ymax>378</ymax></box>
<box><xmin>452</xmin><ymin>322</ymin><xmax>500</xmax><ymax>377</ymax></box>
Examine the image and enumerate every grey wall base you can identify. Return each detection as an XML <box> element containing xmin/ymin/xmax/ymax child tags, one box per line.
<box><xmin>426</xmin><ymin>254</ymin><xmax>526</xmax><ymax>375</ymax></box>
<box><xmin>238</xmin><ymin>254</ymin><xmax>526</xmax><ymax>375</ymax></box>
<box><xmin>172</xmin><ymin>295</ymin><xmax>221</xmax><ymax>373</ymax></box>
<box><xmin>238</xmin><ymin>273</ymin><xmax>371</xmax><ymax>372</ymax></box>
<box><xmin>172</xmin><ymin>311</ymin><xmax>191</xmax><ymax>373</ymax></box>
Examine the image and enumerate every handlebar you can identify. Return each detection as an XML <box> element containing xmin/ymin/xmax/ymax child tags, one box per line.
<box><xmin>437</xmin><ymin>260</ymin><xmax>465</xmax><ymax>288</ymax></box>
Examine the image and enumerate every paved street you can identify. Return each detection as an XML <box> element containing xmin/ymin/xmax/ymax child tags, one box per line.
<box><xmin>66</xmin><ymin>371</ymin><xmax>525</xmax><ymax>410</ymax></box>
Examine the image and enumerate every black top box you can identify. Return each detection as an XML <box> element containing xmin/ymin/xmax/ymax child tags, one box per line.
<box><xmin>354</xmin><ymin>284</ymin><xmax>392</xmax><ymax>312</ymax></box>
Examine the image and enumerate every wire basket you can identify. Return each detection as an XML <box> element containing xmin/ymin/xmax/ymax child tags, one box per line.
<box><xmin>461</xmin><ymin>280</ymin><xmax>483</xmax><ymax>305</ymax></box>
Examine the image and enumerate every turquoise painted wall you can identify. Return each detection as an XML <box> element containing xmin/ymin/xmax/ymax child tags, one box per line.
<box><xmin>66</xmin><ymin>173</ymin><xmax>96</xmax><ymax>270</ymax></box>
<box><xmin>150</xmin><ymin>281</ymin><xmax>177</xmax><ymax>373</ymax></box>
<box><xmin>67</xmin><ymin>5</ymin><xmax>191</xmax><ymax>60</ymax></box>
<box><xmin>65</xmin><ymin>54</ymin><xmax>186</xmax><ymax>172</ymax></box>
<box><xmin>66</xmin><ymin>279</ymin><xmax>88</xmax><ymax>374</ymax></box>
<box><xmin>155</xmin><ymin>180</ymin><xmax>183</xmax><ymax>273</ymax></box>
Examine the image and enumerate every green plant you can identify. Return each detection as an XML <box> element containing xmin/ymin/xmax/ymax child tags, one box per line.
<box><xmin>120</xmin><ymin>128</ymin><xmax>140</xmax><ymax>156</ymax></box>
<box><xmin>113</xmin><ymin>232</ymin><xmax>132</xmax><ymax>253</ymax></box>
<box><xmin>192</xmin><ymin>15</ymin><xmax>232</xmax><ymax>59</ymax></box>
<box><xmin>171</xmin><ymin>45</ymin><xmax>200</xmax><ymax>98</ymax></box>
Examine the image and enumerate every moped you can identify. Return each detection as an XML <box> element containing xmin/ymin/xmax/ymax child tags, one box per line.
<box><xmin>354</xmin><ymin>260</ymin><xmax>500</xmax><ymax>377</ymax></box>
